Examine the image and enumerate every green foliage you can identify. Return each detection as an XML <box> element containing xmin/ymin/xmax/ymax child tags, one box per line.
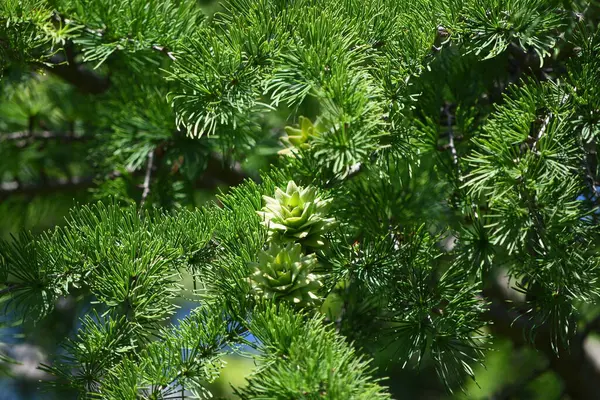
<box><xmin>2</xmin><ymin>0</ymin><xmax>600</xmax><ymax>398</ymax></box>
<box><xmin>324</xmin><ymin>226</ymin><xmax>487</xmax><ymax>389</ymax></box>
<box><xmin>567</xmin><ymin>24</ymin><xmax>600</xmax><ymax>141</ymax></box>
<box><xmin>465</xmin><ymin>82</ymin><xmax>600</xmax><ymax>345</ymax></box>
<box><xmin>458</xmin><ymin>0</ymin><xmax>566</xmax><ymax>62</ymax></box>
<box><xmin>168</xmin><ymin>32</ymin><xmax>268</xmax><ymax>137</ymax></box>
<box><xmin>54</xmin><ymin>0</ymin><xmax>205</xmax><ymax>67</ymax></box>
<box><xmin>237</xmin><ymin>304</ymin><xmax>391</xmax><ymax>399</ymax></box>
<box><xmin>0</xmin><ymin>0</ymin><xmax>73</xmax><ymax>71</ymax></box>
<box><xmin>0</xmin><ymin>183</ymin><xmax>388</xmax><ymax>397</ymax></box>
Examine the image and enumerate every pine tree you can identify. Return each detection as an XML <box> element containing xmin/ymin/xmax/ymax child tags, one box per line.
<box><xmin>1</xmin><ymin>0</ymin><xmax>600</xmax><ymax>398</ymax></box>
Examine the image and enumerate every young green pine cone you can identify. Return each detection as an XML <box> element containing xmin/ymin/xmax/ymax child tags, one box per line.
<box><xmin>278</xmin><ymin>116</ymin><xmax>323</xmax><ymax>156</ymax></box>
<box><xmin>258</xmin><ymin>181</ymin><xmax>336</xmax><ymax>250</ymax></box>
<box><xmin>249</xmin><ymin>243</ymin><xmax>322</xmax><ymax>308</ymax></box>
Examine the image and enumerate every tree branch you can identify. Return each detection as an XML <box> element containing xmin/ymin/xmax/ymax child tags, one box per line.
<box><xmin>443</xmin><ymin>103</ymin><xmax>459</xmax><ymax>168</ymax></box>
<box><xmin>0</xmin><ymin>283</ymin><xmax>24</xmax><ymax>297</ymax></box>
<box><xmin>0</xmin><ymin>176</ymin><xmax>96</xmax><ymax>198</ymax></box>
<box><xmin>531</xmin><ymin>93</ymin><xmax>569</xmax><ymax>153</ymax></box>
<box><xmin>151</xmin><ymin>45</ymin><xmax>176</xmax><ymax>61</ymax></box>
<box><xmin>0</xmin><ymin>170</ymin><xmax>130</xmax><ymax>199</ymax></box>
<box><xmin>0</xmin><ymin>131</ymin><xmax>85</xmax><ymax>141</ymax></box>
<box><xmin>139</xmin><ymin>151</ymin><xmax>155</xmax><ymax>210</ymax></box>
<box><xmin>531</xmin><ymin>113</ymin><xmax>552</xmax><ymax>154</ymax></box>
<box><xmin>581</xmin><ymin>137</ymin><xmax>599</xmax><ymax>196</ymax></box>
<box><xmin>0</xmin><ymin>152</ymin><xmax>249</xmax><ymax>199</ymax></box>
<box><xmin>38</xmin><ymin>41</ymin><xmax>110</xmax><ymax>95</ymax></box>
<box><xmin>1</xmin><ymin>131</ymin><xmax>88</xmax><ymax>148</ymax></box>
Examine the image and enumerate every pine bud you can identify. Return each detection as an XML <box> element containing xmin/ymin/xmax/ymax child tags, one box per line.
<box><xmin>258</xmin><ymin>181</ymin><xmax>336</xmax><ymax>249</ymax></box>
<box><xmin>278</xmin><ymin>116</ymin><xmax>323</xmax><ymax>156</ymax></box>
<box><xmin>249</xmin><ymin>243</ymin><xmax>322</xmax><ymax>308</ymax></box>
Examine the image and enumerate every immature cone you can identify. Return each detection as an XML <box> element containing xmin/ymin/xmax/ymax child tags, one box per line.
<box><xmin>278</xmin><ymin>116</ymin><xmax>323</xmax><ymax>156</ymax></box>
<box><xmin>249</xmin><ymin>243</ymin><xmax>322</xmax><ymax>308</ymax></box>
<box><xmin>258</xmin><ymin>181</ymin><xmax>335</xmax><ymax>249</ymax></box>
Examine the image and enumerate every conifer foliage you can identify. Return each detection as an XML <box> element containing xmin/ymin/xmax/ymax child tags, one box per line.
<box><xmin>2</xmin><ymin>0</ymin><xmax>600</xmax><ymax>398</ymax></box>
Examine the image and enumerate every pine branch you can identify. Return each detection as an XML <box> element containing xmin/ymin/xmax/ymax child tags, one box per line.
<box><xmin>443</xmin><ymin>103</ymin><xmax>459</xmax><ymax>169</ymax></box>
<box><xmin>531</xmin><ymin>113</ymin><xmax>552</xmax><ymax>153</ymax></box>
<box><xmin>0</xmin><ymin>131</ymin><xmax>86</xmax><ymax>141</ymax></box>
<box><xmin>139</xmin><ymin>150</ymin><xmax>155</xmax><ymax>210</ymax></box>
<box><xmin>0</xmin><ymin>131</ymin><xmax>88</xmax><ymax>148</ymax></box>
<box><xmin>0</xmin><ymin>154</ymin><xmax>249</xmax><ymax>198</ymax></box>
<box><xmin>0</xmin><ymin>176</ymin><xmax>96</xmax><ymax>198</ymax></box>
<box><xmin>581</xmin><ymin>139</ymin><xmax>598</xmax><ymax>195</ymax></box>
<box><xmin>532</xmin><ymin>93</ymin><xmax>569</xmax><ymax>153</ymax></box>
<box><xmin>0</xmin><ymin>283</ymin><xmax>24</xmax><ymax>297</ymax></box>
<box><xmin>39</xmin><ymin>41</ymin><xmax>110</xmax><ymax>94</ymax></box>
<box><xmin>151</xmin><ymin>45</ymin><xmax>176</xmax><ymax>61</ymax></box>
<box><xmin>1</xmin><ymin>131</ymin><xmax>250</xmax><ymax>187</ymax></box>
<box><xmin>0</xmin><ymin>170</ymin><xmax>135</xmax><ymax>198</ymax></box>
<box><xmin>1</xmin><ymin>127</ymin><xmax>249</xmax><ymax>197</ymax></box>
